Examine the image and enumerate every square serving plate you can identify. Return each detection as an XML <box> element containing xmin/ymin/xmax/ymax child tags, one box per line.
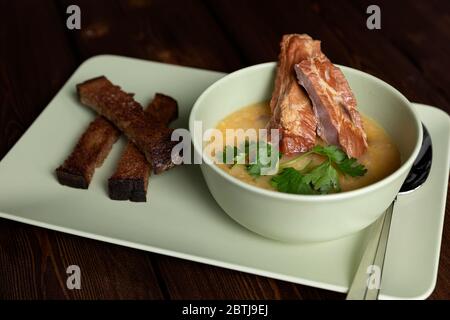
<box><xmin>0</xmin><ymin>55</ymin><xmax>449</xmax><ymax>300</ymax></box>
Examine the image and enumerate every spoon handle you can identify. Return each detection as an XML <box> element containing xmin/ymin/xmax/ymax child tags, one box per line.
<box><xmin>346</xmin><ymin>200</ymin><xmax>395</xmax><ymax>300</ymax></box>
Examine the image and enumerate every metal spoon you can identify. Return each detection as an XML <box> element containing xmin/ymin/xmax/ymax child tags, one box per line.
<box><xmin>346</xmin><ymin>124</ymin><xmax>433</xmax><ymax>300</ymax></box>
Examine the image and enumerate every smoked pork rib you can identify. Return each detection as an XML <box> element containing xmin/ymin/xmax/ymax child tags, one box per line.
<box><xmin>109</xmin><ymin>94</ymin><xmax>178</xmax><ymax>202</ymax></box>
<box><xmin>56</xmin><ymin>117</ymin><xmax>120</xmax><ymax>189</ymax></box>
<box><xmin>295</xmin><ymin>54</ymin><xmax>368</xmax><ymax>158</ymax></box>
<box><xmin>77</xmin><ymin>76</ymin><xmax>182</xmax><ymax>174</ymax></box>
<box><xmin>267</xmin><ymin>34</ymin><xmax>321</xmax><ymax>156</ymax></box>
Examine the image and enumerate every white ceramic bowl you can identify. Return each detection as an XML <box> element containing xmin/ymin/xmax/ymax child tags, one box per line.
<box><xmin>189</xmin><ymin>62</ymin><xmax>422</xmax><ymax>243</ymax></box>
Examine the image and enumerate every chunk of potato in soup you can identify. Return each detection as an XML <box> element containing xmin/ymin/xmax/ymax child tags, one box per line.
<box><xmin>215</xmin><ymin>102</ymin><xmax>401</xmax><ymax>192</ymax></box>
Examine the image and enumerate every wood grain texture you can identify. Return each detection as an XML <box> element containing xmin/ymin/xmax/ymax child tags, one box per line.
<box><xmin>0</xmin><ymin>0</ymin><xmax>448</xmax><ymax>300</ymax></box>
<box><xmin>0</xmin><ymin>219</ymin><xmax>164</xmax><ymax>299</ymax></box>
<box><xmin>153</xmin><ymin>257</ymin><xmax>343</xmax><ymax>300</ymax></box>
<box><xmin>0</xmin><ymin>0</ymin><xmax>76</xmax><ymax>160</ymax></box>
<box><xmin>351</xmin><ymin>0</ymin><xmax>450</xmax><ymax>110</ymax></box>
<box><xmin>56</xmin><ymin>0</ymin><xmax>242</xmax><ymax>72</ymax></box>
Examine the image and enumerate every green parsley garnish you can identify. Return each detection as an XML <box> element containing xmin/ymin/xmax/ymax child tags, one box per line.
<box><xmin>221</xmin><ymin>142</ymin><xmax>367</xmax><ymax>195</ymax></box>
<box><xmin>271</xmin><ymin>160</ymin><xmax>340</xmax><ymax>195</ymax></box>
<box><xmin>311</xmin><ymin>145</ymin><xmax>367</xmax><ymax>177</ymax></box>
<box><xmin>221</xmin><ymin>140</ymin><xmax>280</xmax><ymax>177</ymax></box>
<box><xmin>270</xmin><ymin>167</ymin><xmax>316</xmax><ymax>195</ymax></box>
<box><xmin>271</xmin><ymin>145</ymin><xmax>367</xmax><ymax>195</ymax></box>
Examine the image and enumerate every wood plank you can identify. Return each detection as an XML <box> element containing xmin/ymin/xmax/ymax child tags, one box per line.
<box><xmin>153</xmin><ymin>257</ymin><xmax>343</xmax><ymax>299</ymax></box>
<box><xmin>351</xmin><ymin>0</ymin><xmax>450</xmax><ymax>112</ymax></box>
<box><xmin>0</xmin><ymin>220</ymin><xmax>164</xmax><ymax>299</ymax></box>
<box><xmin>56</xmin><ymin>0</ymin><xmax>242</xmax><ymax>72</ymax></box>
<box><xmin>0</xmin><ymin>0</ymin><xmax>164</xmax><ymax>300</ymax></box>
<box><xmin>0</xmin><ymin>0</ymin><xmax>75</xmax><ymax>160</ymax></box>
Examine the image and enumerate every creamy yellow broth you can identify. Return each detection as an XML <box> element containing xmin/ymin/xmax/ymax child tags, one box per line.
<box><xmin>215</xmin><ymin>102</ymin><xmax>401</xmax><ymax>192</ymax></box>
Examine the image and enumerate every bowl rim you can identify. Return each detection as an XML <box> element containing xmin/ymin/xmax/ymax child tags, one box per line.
<box><xmin>189</xmin><ymin>62</ymin><xmax>423</xmax><ymax>202</ymax></box>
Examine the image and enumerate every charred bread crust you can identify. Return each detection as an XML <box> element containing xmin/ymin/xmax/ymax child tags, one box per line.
<box><xmin>108</xmin><ymin>143</ymin><xmax>150</xmax><ymax>202</ymax></box>
<box><xmin>108</xmin><ymin>93</ymin><xmax>179</xmax><ymax>202</ymax></box>
<box><xmin>108</xmin><ymin>179</ymin><xmax>130</xmax><ymax>200</ymax></box>
<box><xmin>55</xmin><ymin>116</ymin><xmax>120</xmax><ymax>189</ymax></box>
<box><xmin>108</xmin><ymin>179</ymin><xmax>148</xmax><ymax>202</ymax></box>
<box><xmin>108</xmin><ymin>179</ymin><xmax>146</xmax><ymax>201</ymax></box>
<box><xmin>130</xmin><ymin>190</ymin><xmax>147</xmax><ymax>203</ymax></box>
<box><xmin>56</xmin><ymin>168</ymin><xmax>89</xmax><ymax>189</ymax></box>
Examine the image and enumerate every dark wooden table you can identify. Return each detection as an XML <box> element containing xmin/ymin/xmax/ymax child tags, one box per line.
<box><xmin>0</xmin><ymin>0</ymin><xmax>449</xmax><ymax>300</ymax></box>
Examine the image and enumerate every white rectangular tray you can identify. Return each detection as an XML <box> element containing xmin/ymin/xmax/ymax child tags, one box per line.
<box><xmin>0</xmin><ymin>55</ymin><xmax>449</xmax><ymax>299</ymax></box>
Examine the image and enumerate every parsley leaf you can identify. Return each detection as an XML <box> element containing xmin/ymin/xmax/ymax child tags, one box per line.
<box><xmin>272</xmin><ymin>144</ymin><xmax>367</xmax><ymax>195</ymax></box>
<box><xmin>281</xmin><ymin>145</ymin><xmax>367</xmax><ymax>178</ymax></box>
<box><xmin>335</xmin><ymin>158</ymin><xmax>367</xmax><ymax>177</ymax></box>
<box><xmin>311</xmin><ymin>145</ymin><xmax>346</xmax><ymax>164</ymax></box>
<box><xmin>271</xmin><ymin>162</ymin><xmax>340</xmax><ymax>195</ymax></box>
<box><xmin>247</xmin><ymin>163</ymin><xmax>263</xmax><ymax>177</ymax></box>
<box><xmin>246</xmin><ymin>141</ymin><xmax>278</xmax><ymax>177</ymax></box>
<box><xmin>303</xmin><ymin>161</ymin><xmax>340</xmax><ymax>194</ymax></box>
<box><xmin>311</xmin><ymin>145</ymin><xmax>367</xmax><ymax>177</ymax></box>
<box><xmin>221</xmin><ymin>145</ymin><xmax>239</xmax><ymax>165</ymax></box>
<box><xmin>224</xmin><ymin>141</ymin><xmax>366</xmax><ymax>195</ymax></box>
<box><xmin>222</xmin><ymin>140</ymin><xmax>280</xmax><ymax>177</ymax></box>
<box><xmin>270</xmin><ymin>168</ymin><xmax>316</xmax><ymax>195</ymax></box>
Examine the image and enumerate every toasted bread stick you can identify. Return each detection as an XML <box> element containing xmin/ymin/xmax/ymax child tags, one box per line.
<box><xmin>77</xmin><ymin>77</ymin><xmax>181</xmax><ymax>174</ymax></box>
<box><xmin>108</xmin><ymin>94</ymin><xmax>178</xmax><ymax>202</ymax></box>
<box><xmin>56</xmin><ymin>117</ymin><xmax>120</xmax><ymax>189</ymax></box>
